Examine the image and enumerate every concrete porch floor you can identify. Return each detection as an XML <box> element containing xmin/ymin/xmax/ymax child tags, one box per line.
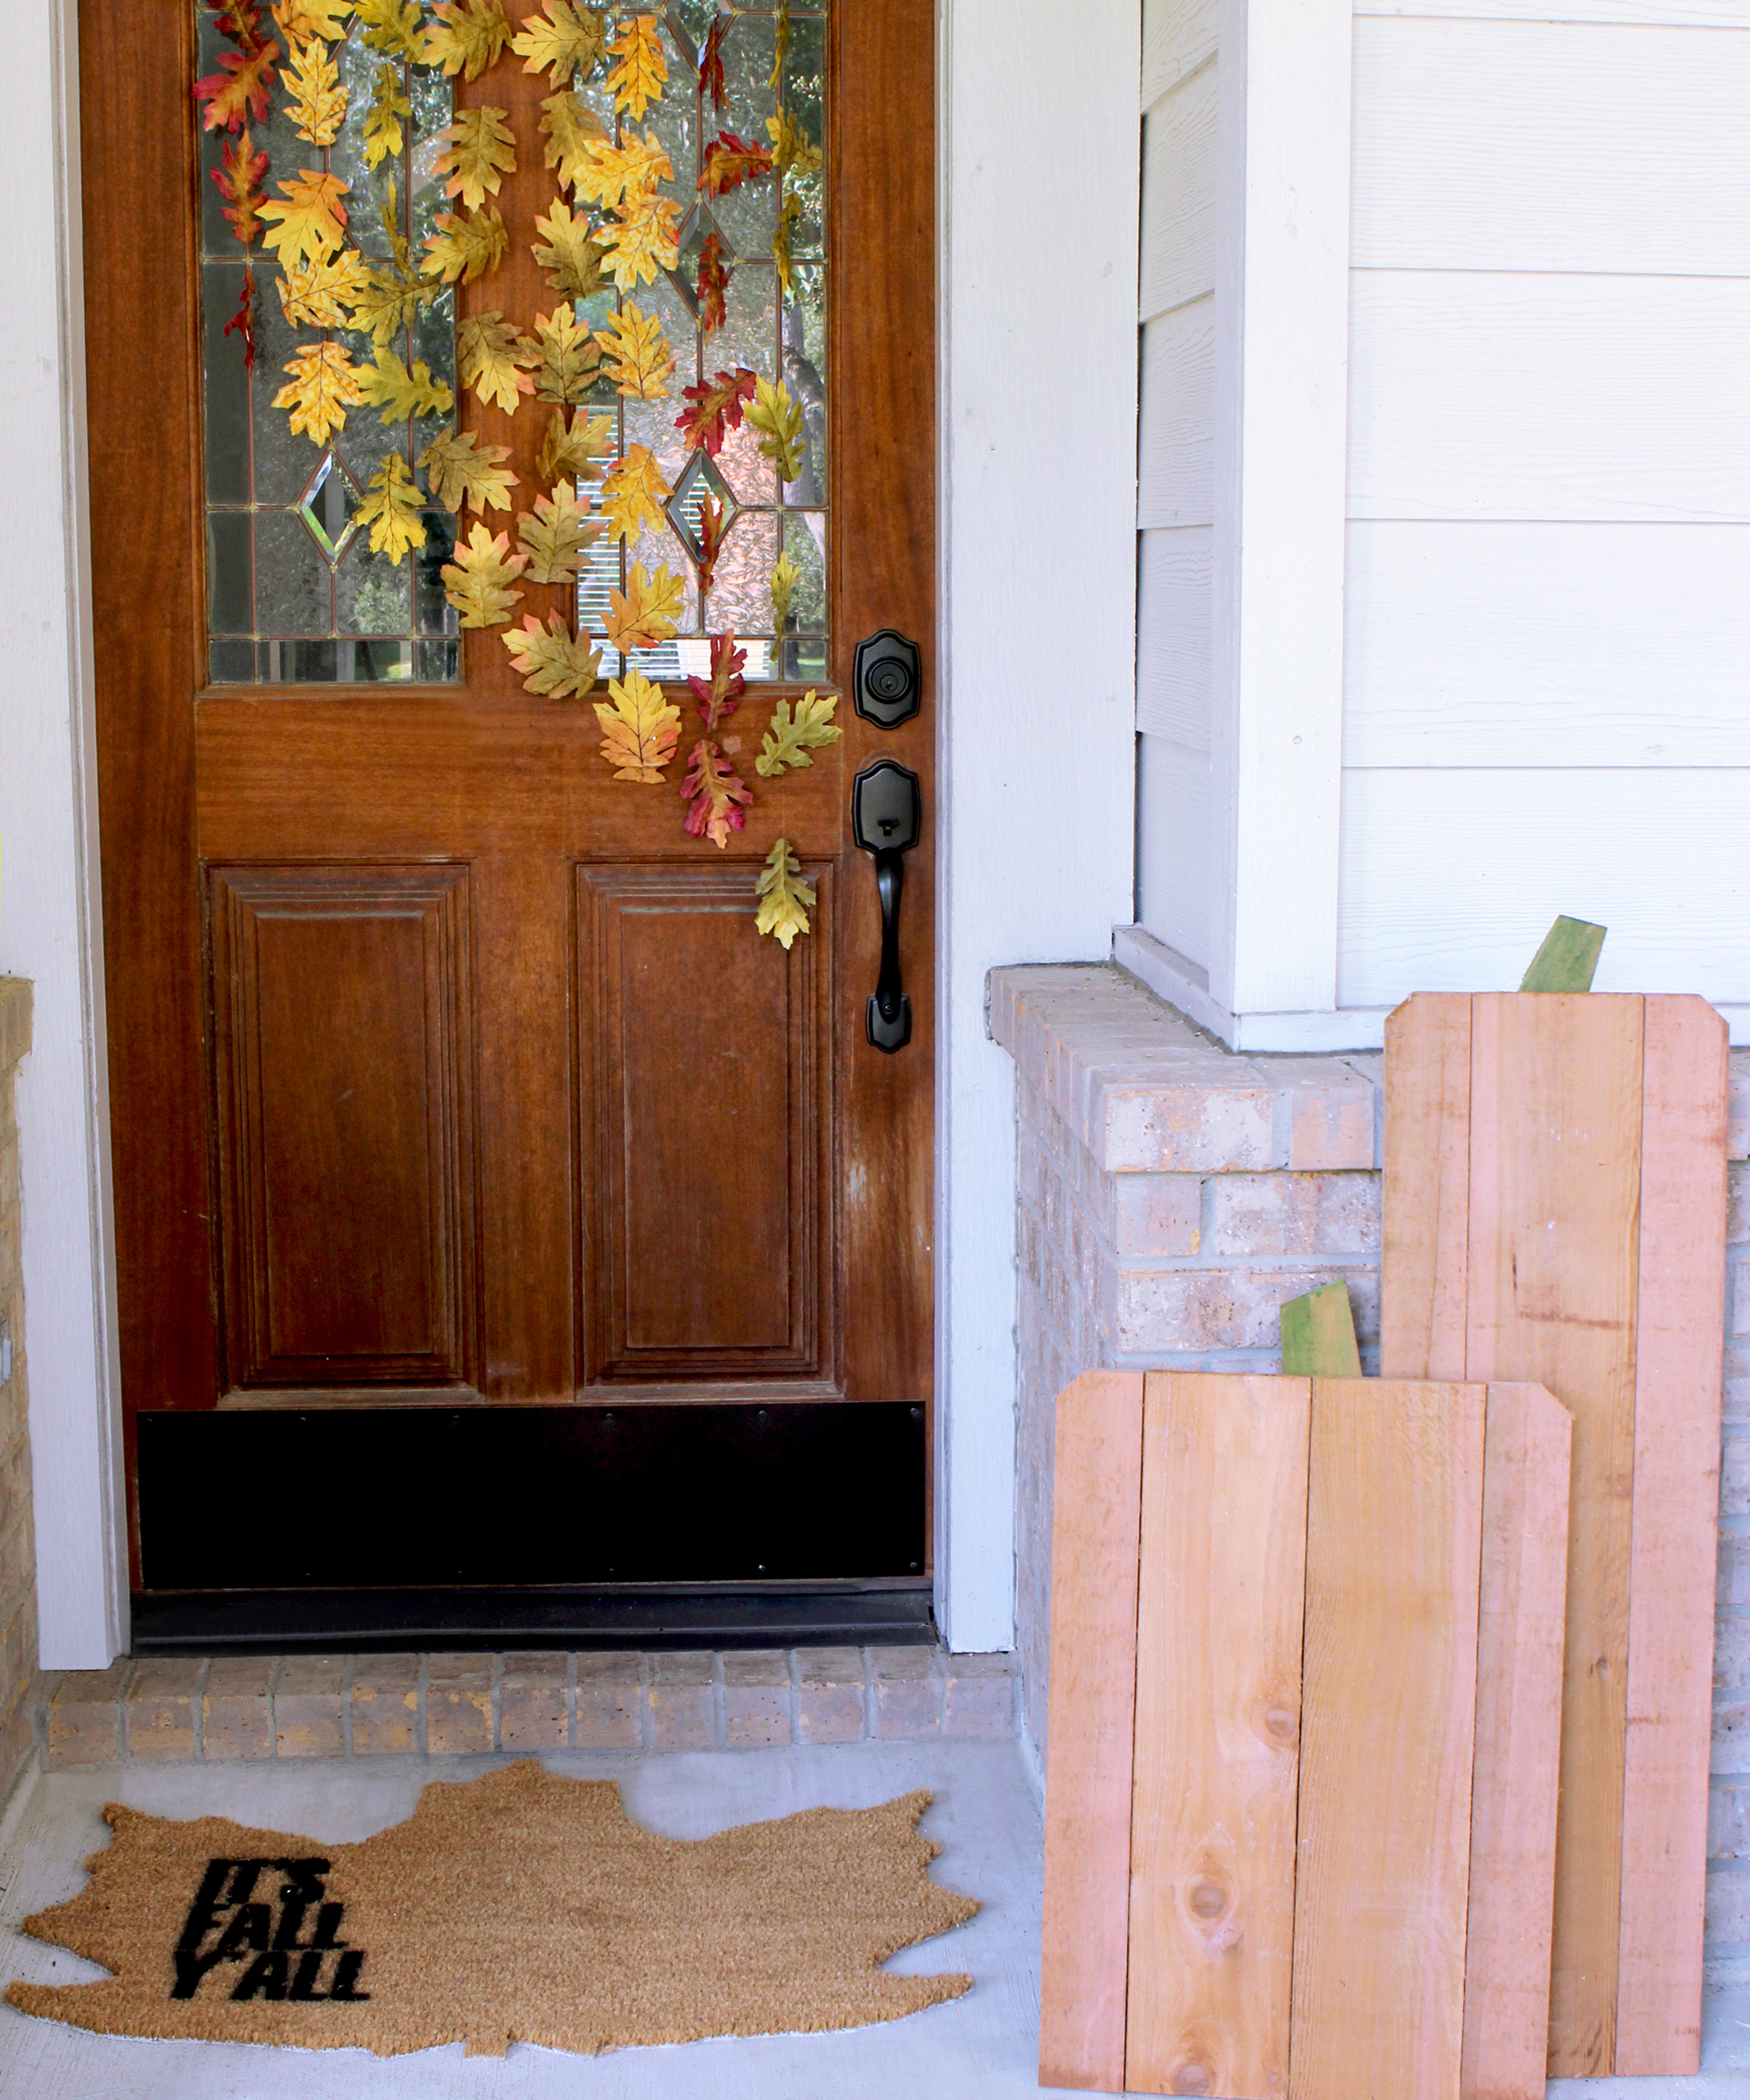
<box><xmin>0</xmin><ymin>1741</ymin><xmax>1747</xmax><ymax>2099</ymax></box>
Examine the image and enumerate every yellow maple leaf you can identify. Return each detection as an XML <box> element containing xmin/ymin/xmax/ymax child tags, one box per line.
<box><xmin>422</xmin><ymin>206</ymin><xmax>508</xmax><ymax>284</ymax></box>
<box><xmin>423</xmin><ymin>0</ymin><xmax>514</xmax><ymax>79</ymax></box>
<box><xmin>593</xmin><ymin>667</ymin><xmax>680</xmax><ymax>779</ymax></box>
<box><xmin>436</xmin><ymin>106</ymin><xmax>517</xmax><ymax>210</ymax></box>
<box><xmin>598</xmin><ymin>445</ymin><xmax>671</xmax><ymax>542</ymax></box>
<box><xmin>418</xmin><ymin>429</ymin><xmax>519</xmax><ymax>514</ymax></box>
<box><xmin>746</xmin><ymin>377</ymin><xmax>804</xmax><ymax>482</ymax></box>
<box><xmin>598</xmin><ymin>300</ymin><xmax>672</xmax><ymax>400</ymax></box>
<box><xmin>571</xmin><ymin>128</ymin><xmax>670</xmax><ymax>209</ymax></box>
<box><xmin>504</xmin><ymin>610</ymin><xmax>603</xmax><ymax>696</ymax></box>
<box><xmin>515</xmin><ymin>481</ymin><xmax>600</xmax><ymax>584</ymax></box>
<box><xmin>259</xmin><ymin>168</ymin><xmax>350</xmax><ymax>266</ymax></box>
<box><xmin>442</xmin><ymin>521</ymin><xmax>528</xmax><ymax>627</ymax></box>
<box><xmin>511</xmin><ymin>0</ymin><xmax>606</xmax><ymax>85</ymax></box>
<box><xmin>754</xmin><ymin>690</ymin><xmax>840</xmax><ymax>778</ymax></box>
<box><xmin>754</xmin><ymin>836</ymin><xmax>816</xmax><ymax>948</ymax></box>
<box><xmin>769</xmin><ymin>550</ymin><xmax>801</xmax><ymax>626</ymax></box>
<box><xmin>356</xmin><ymin>347</ymin><xmax>456</xmax><ymax>423</ymax></box>
<box><xmin>271</xmin><ymin>341</ymin><xmax>362</xmax><ymax>445</ymax></box>
<box><xmin>530</xmin><ymin>200</ymin><xmax>607</xmax><ymax>299</ymax></box>
<box><xmin>538</xmin><ymin>88</ymin><xmax>607</xmax><ymax>191</ymax></box>
<box><xmin>355</xmin><ymin>452</ymin><xmax>427</xmax><ymax>565</ymax></box>
<box><xmin>536</xmin><ymin>407</ymin><xmax>613</xmax><ymax>485</ymax></box>
<box><xmin>530</xmin><ymin>300</ymin><xmax>600</xmax><ymax>403</ymax></box>
<box><xmin>606</xmin><ymin>562</ymin><xmax>684</xmax><ymax>652</ymax></box>
<box><xmin>606</xmin><ymin>13</ymin><xmax>666</xmax><ymax>120</ymax></box>
<box><xmin>362</xmin><ymin>63</ymin><xmax>410</xmax><ymax>166</ymax></box>
<box><xmin>276</xmin><ymin>248</ymin><xmax>371</xmax><ymax>327</ymax></box>
<box><xmin>596</xmin><ymin>190</ymin><xmax>680</xmax><ymax>291</ymax></box>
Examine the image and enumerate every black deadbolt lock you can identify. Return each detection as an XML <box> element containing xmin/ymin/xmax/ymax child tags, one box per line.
<box><xmin>853</xmin><ymin>630</ymin><xmax>922</xmax><ymax>729</ymax></box>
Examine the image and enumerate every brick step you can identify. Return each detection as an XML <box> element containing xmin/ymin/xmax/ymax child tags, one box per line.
<box><xmin>38</xmin><ymin>1647</ymin><xmax>1015</xmax><ymax>1767</ymax></box>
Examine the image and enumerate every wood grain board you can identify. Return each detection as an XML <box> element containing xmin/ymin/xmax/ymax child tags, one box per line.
<box><xmin>1382</xmin><ymin>989</ymin><xmax>1729</xmax><ymax>2078</ymax></box>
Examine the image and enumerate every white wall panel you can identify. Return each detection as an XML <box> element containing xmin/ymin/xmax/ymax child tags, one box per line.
<box><xmin>1338</xmin><ymin>767</ymin><xmax>1750</xmax><ymax>1007</ymax></box>
<box><xmin>1359</xmin><ymin>0</ymin><xmax>1745</xmax><ymax>22</ymax></box>
<box><xmin>1137</xmin><ymin>526</ymin><xmax>1213</xmax><ymax>749</ymax></box>
<box><xmin>1140</xmin><ymin>57</ymin><xmax>1217</xmax><ymax>322</ymax></box>
<box><xmin>1348</xmin><ymin>274</ymin><xmax>1750</xmax><ymax>524</ymax></box>
<box><xmin>1143</xmin><ymin>0</ymin><xmax>1218</xmax><ymax>104</ymax></box>
<box><xmin>1344</xmin><ymin>522</ymin><xmax>1750</xmax><ymax>767</ymax></box>
<box><xmin>1138</xmin><ymin>735</ymin><xmax>1212</xmax><ymax>969</ymax></box>
<box><xmin>1352</xmin><ymin>20</ymin><xmax>1750</xmax><ymax>276</ymax></box>
<box><xmin>1138</xmin><ymin>295</ymin><xmax>1215</xmax><ymax>528</ymax></box>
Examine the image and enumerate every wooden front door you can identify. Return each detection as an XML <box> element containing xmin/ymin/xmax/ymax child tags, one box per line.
<box><xmin>83</xmin><ymin>0</ymin><xmax>934</xmax><ymax>1642</ymax></box>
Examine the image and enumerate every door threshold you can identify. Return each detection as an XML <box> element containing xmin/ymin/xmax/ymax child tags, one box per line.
<box><xmin>130</xmin><ymin>1583</ymin><xmax>937</xmax><ymax>1655</ymax></box>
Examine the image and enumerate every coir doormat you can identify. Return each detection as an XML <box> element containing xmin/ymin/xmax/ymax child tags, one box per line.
<box><xmin>4</xmin><ymin>1760</ymin><xmax>979</xmax><ymax>2057</ymax></box>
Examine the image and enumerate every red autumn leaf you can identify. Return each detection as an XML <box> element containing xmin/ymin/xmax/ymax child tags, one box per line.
<box><xmin>682</xmin><ymin>736</ymin><xmax>752</xmax><ymax>849</ymax></box>
<box><xmin>194</xmin><ymin>38</ymin><xmax>280</xmax><ymax>132</ymax></box>
<box><xmin>675</xmin><ymin>366</ymin><xmax>756</xmax><ymax>457</ymax></box>
<box><xmin>696</xmin><ymin>229</ymin><xmax>729</xmax><ymax>337</ymax></box>
<box><xmin>686</xmin><ymin>630</ymin><xmax>746</xmax><ymax>732</ymax></box>
<box><xmin>695</xmin><ymin>491</ymin><xmax>730</xmax><ymax>593</ymax></box>
<box><xmin>214</xmin><ymin>0</ymin><xmax>266</xmax><ymax>49</ymax></box>
<box><xmin>698</xmin><ymin>130</ymin><xmax>774</xmax><ymax>200</ymax></box>
<box><xmin>698</xmin><ymin>16</ymin><xmax>726</xmax><ymax>111</ymax></box>
<box><xmin>222</xmin><ymin>262</ymin><xmax>257</xmax><ymax>372</ymax></box>
<box><xmin>212</xmin><ymin>128</ymin><xmax>270</xmax><ymax>246</ymax></box>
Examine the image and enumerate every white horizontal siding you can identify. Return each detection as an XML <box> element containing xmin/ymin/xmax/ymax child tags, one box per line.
<box><xmin>1140</xmin><ymin>58</ymin><xmax>1217</xmax><ymax>321</ymax></box>
<box><xmin>1348</xmin><ymin>274</ymin><xmax>1750</xmax><ymax>524</ymax></box>
<box><xmin>1143</xmin><ymin>0</ymin><xmax>1217</xmax><ymax>105</ymax></box>
<box><xmin>1338</xmin><ymin>768</ymin><xmax>1750</xmax><ymax>1007</ymax></box>
<box><xmin>1137</xmin><ymin>526</ymin><xmax>1212</xmax><ymax>750</ymax></box>
<box><xmin>1344</xmin><ymin>522</ymin><xmax>1750</xmax><ymax>767</ymax></box>
<box><xmin>1138</xmin><ymin>294</ymin><xmax>1215</xmax><ymax>531</ymax></box>
<box><xmin>1358</xmin><ymin>1</ymin><xmax>1744</xmax><ymax>22</ymax></box>
<box><xmin>1138</xmin><ymin>734</ymin><xmax>1212</xmax><ymax>969</ymax></box>
<box><xmin>1352</xmin><ymin>20</ymin><xmax>1750</xmax><ymax>276</ymax></box>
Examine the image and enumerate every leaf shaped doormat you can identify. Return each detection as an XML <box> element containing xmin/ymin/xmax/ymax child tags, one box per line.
<box><xmin>5</xmin><ymin>1760</ymin><xmax>978</xmax><ymax>2057</ymax></box>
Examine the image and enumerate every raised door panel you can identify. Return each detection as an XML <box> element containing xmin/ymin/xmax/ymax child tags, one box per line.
<box><xmin>577</xmin><ymin>862</ymin><xmax>835</xmax><ymax>1388</ymax></box>
<box><xmin>209</xmin><ymin>864</ymin><xmax>478</xmax><ymax>1395</ymax></box>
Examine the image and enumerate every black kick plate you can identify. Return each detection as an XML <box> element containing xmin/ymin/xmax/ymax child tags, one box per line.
<box><xmin>137</xmin><ymin>1402</ymin><xmax>927</xmax><ymax>1594</ymax></box>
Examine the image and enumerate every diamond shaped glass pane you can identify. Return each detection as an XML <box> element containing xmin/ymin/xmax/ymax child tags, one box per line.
<box><xmin>296</xmin><ymin>451</ymin><xmax>365</xmax><ymax>567</ymax></box>
<box><xmin>668</xmin><ymin>205</ymin><xmax>736</xmax><ymax>322</ymax></box>
<box><xmin>664</xmin><ymin>451</ymin><xmax>741</xmax><ymax>570</ymax></box>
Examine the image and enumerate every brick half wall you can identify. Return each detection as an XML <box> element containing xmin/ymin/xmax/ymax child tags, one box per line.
<box><xmin>0</xmin><ymin>979</ymin><xmax>35</xmax><ymax>1810</ymax></box>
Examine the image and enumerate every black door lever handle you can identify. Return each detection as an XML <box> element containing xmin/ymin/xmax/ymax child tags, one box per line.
<box><xmin>851</xmin><ymin>760</ymin><xmax>922</xmax><ymax>1054</ymax></box>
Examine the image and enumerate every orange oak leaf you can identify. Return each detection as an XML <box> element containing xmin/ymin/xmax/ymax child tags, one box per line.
<box><xmin>597</xmin><ymin>190</ymin><xmax>681</xmax><ymax>291</ymax></box>
<box><xmin>593</xmin><ymin>668</ymin><xmax>681</xmax><ymax>780</ymax></box>
<box><xmin>258</xmin><ymin>167</ymin><xmax>349</xmax><ymax>265</ymax></box>
<box><xmin>214</xmin><ymin>0</ymin><xmax>268</xmax><ymax>48</ymax></box>
<box><xmin>442</xmin><ymin>521</ymin><xmax>528</xmax><ymax>627</ymax></box>
<box><xmin>606</xmin><ymin>562</ymin><xmax>684</xmax><ymax>652</ymax></box>
<box><xmin>211</xmin><ymin>129</ymin><xmax>270</xmax><ymax>245</ymax></box>
<box><xmin>681</xmin><ymin>736</ymin><xmax>751</xmax><ymax>849</ymax></box>
<box><xmin>696</xmin><ymin>229</ymin><xmax>729</xmax><ymax>336</ymax></box>
<box><xmin>195</xmin><ymin>38</ymin><xmax>281</xmax><ymax>132</ymax></box>
<box><xmin>271</xmin><ymin>341</ymin><xmax>363</xmax><ymax>446</ymax></box>
<box><xmin>606</xmin><ymin>13</ymin><xmax>666</xmax><ymax>119</ymax></box>
<box><xmin>698</xmin><ymin>130</ymin><xmax>772</xmax><ymax>200</ymax></box>
<box><xmin>685</xmin><ymin>630</ymin><xmax>746</xmax><ymax>732</ymax></box>
<box><xmin>598</xmin><ymin>446</ymin><xmax>671</xmax><ymax>542</ymax></box>
<box><xmin>675</xmin><ymin>367</ymin><xmax>756</xmax><ymax>458</ymax></box>
<box><xmin>694</xmin><ymin>488</ymin><xmax>729</xmax><ymax>592</ymax></box>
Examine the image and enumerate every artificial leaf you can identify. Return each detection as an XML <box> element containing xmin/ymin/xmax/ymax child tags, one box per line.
<box><xmin>442</xmin><ymin>520</ymin><xmax>527</xmax><ymax>626</ymax></box>
<box><xmin>422</xmin><ymin>206</ymin><xmax>508</xmax><ymax>284</ymax></box>
<box><xmin>746</xmin><ymin>377</ymin><xmax>804</xmax><ymax>482</ymax></box>
<box><xmin>271</xmin><ymin>0</ymin><xmax>354</xmax><ymax>41</ymax></box>
<box><xmin>675</xmin><ymin>366</ymin><xmax>756</xmax><ymax>458</ymax></box>
<box><xmin>423</xmin><ymin>0</ymin><xmax>514</xmax><ymax>78</ymax></box>
<box><xmin>681</xmin><ymin>737</ymin><xmax>751</xmax><ymax>848</ymax></box>
<box><xmin>598</xmin><ymin>444</ymin><xmax>670</xmax><ymax>541</ymax></box>
<box><xmin>504</xmin><ymin>609</ymin><xmax>604</xmax><ymax>696</ymax></box>
<box><xmin>768</xmin><ymin>550</ymin><xmax>800</xmax><ymax>625</ymax></box>
<box><xmin>530</xmin><ymin>300</ymin><xmax>600</xmax><ymax>403</ymax></box>
<box><xmin>222</xmin><ymin>264</ymin><xmax>257</xmax><ymax>370</ymax></box>
<box><xmin>571</xmin><ymin>128</ymin><xmax>670</xmax><ymax>209</ymax></box>
<box><xmin>363</xmin><ymin>63</ymin><xmax>411</xmax><ymax>166</ymax></box>
<box><xmin>283</xmin><ymin>33</ymin><xmax>347</xmax><ymax>144</ymax></box>
<box><xmin>510</xmin><ymin>0</ymin><xmax>606</xmax><ymax>84</ymax></box>
<box><xmin>211</xmin><ymin>129</ymin><xmax>270</xmax><ymax>246</ymax></box>
<box><xmin>538</xmin><ymin>88</ymin><xmax>607</xmax><ymax>190</ymax></box>
<box><xmin>271</xmin><ymin>341</ymin><xmax>363</xmax><ymax>445</ymax></box>
<box><xmin>598</xmin><ymin>300</ymin><xmax>672</xmax><ymax>399</ymax></box>
<box><xmin>258</xmin><ymin>166</ymin><xmax>349</xmax><ymax>264</ymax></box>
<box><xmin>694</xmin><ymin>489</ymin><xmax>728</xmax><ymax>592</ymax></box>
<box><xmin>354</xmin><ymin>0</ymin><xmax>423</xmax><ymax>57</ymax></box>
<box><xmin>194</xmin><ymin>38</ymin><xmax>281</xmax><ymax>133</ymax></box>
<box><xmin>698</xmin><ymin>14</ymin><xmax>725</xmax><ymax>108</ymax></box>
<box><xmin>214</xmin><ymin>0</ymin><xmax>269</xmax><ymax>46</ymax></box>
<box><xmin>606</xmin><ymin>562</ymin><xmax>684</xmax><ymax>651</ymax></box>
<box><xmin>698</xmin><ymin>130</ymin><xmax>772</xmax><ymax>200</ymax></box>
<box><xmin>685</xmin><ymin>630</ymin><xmax>746</xmax><ymax>732</ymax></box>
<box><xmin>345</xmin><ymin>262</ymin><xmax>430</xmax><ymax>344</ymax></box>
<box><xmin>755</xmin><ymin>688</ymin><xmax>840</xmax><ymax>777</ymax></box>
<box><xmin>455</xmin><ymin>312</ymin><xmax>538</xmax><ymax>412</ymax></box>
<box><xmin>516</xmin><ymin>481</ymin><xmax>600</xmax><ymax>583</ymax></box>
<box><xmin>530</xmin><ymin>200</ymin><xmax>608</xmax><ymax>298</ymax></box>
<box><xmin>772</xmin><ymin>187</ymin><xmax>802</xmax><ymax>296</ymax></box>
<box><xmin>436</xmin><ymin>106</ymin><xmax>516</xmax><ymax>210</ymax></box>
<box><xmin>418</xmin><ymin>428</ymin><xmax>519</xmax><ymax>514</ymax></box>
<box><xmin>696</xmin><ymin>228</ymin><xmax>729</xmax><ymax>335</ymax></box>
<box><xmin>768</xmin><ymin>0</ymin><xmax>788</xmax><ymax>89</ymax></box>
<box><xmin>754</xmin><ymin>836</ymin><xmax>815</xmax><ymax>948</ymax></box>
<box><xmin>357</xmin><ymin>346</ymin><xmax>456</xmax><ymax>422</ymax></box>
<box><xmin>596</xmin><ymin>190</ymin><xmax>680</xmax><ymax>290</ymax></box>
<box><xmin>355</xmin><ymin>452</ymin><xmax>427</xmax><ymax>564</ymax></box>
<box><xmin>593</xmin><ymin>668</ymin><xmax>680</xmax><ymax>779</ymax></box>
<box><xmin>766</xmin><ymin>107</ymin><xmax>822</xmax><ymax>183</ymax></box>
<box><xmin>606</xmin><ymin>13</ymin><xmax>665</xmax><ymax>119</ymax></box>
<box><xmin>537</xmin><ymin>406</ymin><xmax>613</xmax><ymax>484</ymax></box>
<box><xmin>276</xmin><ymin>248</ymin><xmax>371</xmax><ymax>326</ymax></box>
